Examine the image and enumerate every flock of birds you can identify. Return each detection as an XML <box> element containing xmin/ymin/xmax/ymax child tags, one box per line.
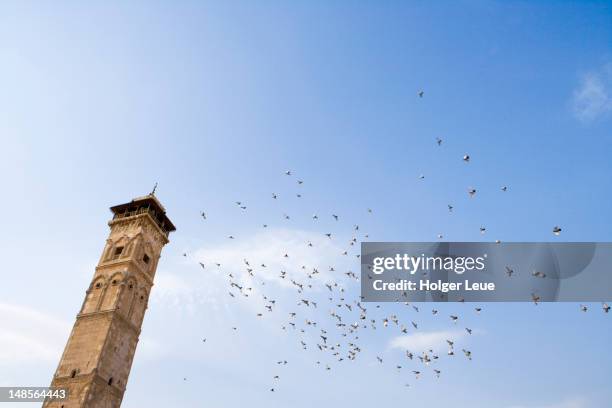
<box><xmin>193</xmin><ymin>178</ymin><xmax>477</xmax><ymax>391</ymax></box>
<box><xmin>182</xmin><ymin>90</ymin><xmax>607</xmax><ymax>394</ymax></box>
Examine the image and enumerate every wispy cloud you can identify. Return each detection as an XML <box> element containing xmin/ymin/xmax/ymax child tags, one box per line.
<box><xmin>572</xmin><ymin>63</ymin><xmax>612</xmax><ymax>123</ymax></box>
<box><xmin>0</xmin><ymin>303</ymin><xmax>71</xmax><ymax>363</ymax></box>
<box><xmin>152</xmin><ymin>227</ymin><xmax>354</xmax><ymax>312</ymax></box>
<box><xmin>136</xmin><ymin>336</ymin><xmax>168</xmax><ymax>361</ymax></box>
<box><xmin>151</xmin><ymin>271</ymin><xmax>211</xmax><ymax>312</ymax></box>
<box><xmin>194</xmin><ymin>227</ymin><xmax>353</xmax><ymax>286</ymax></box>
<box><xmin>388</xmin><ymin>330</ymin><xmax>468</xmax><ymax>352</ymax></box>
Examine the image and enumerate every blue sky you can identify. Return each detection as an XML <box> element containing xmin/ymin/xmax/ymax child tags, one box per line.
<box><xmin>0</xmin><ymin>1</ymin><xmax>611</xmax><ymax>407</ymax></box>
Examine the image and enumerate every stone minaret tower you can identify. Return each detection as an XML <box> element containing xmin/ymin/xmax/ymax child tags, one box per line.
<box><xmin>44</xmin><ymin>194</ymin><xmax>175</xmax><ymax>408</ymax></box>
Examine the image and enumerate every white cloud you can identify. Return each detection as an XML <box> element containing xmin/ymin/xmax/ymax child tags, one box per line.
<box><xmin>136</xmin><ymin>336</ymin><xmax>167</xmax><ymax>361</ymax></box>
<box><xmin>194</xmin><ymin>227</ymin><xmax>354</xmax><ymax>287</ymax></box>
<box><xmin>389</xmin><ymin>330</ymin><xmax>468</xmax><ymax>352</ymax></box>
<box><xmin>0</xmin><ymin>303</ymin><xmax>71</xmax><ymax>363</ymax></box>
<box><xmin>572</xmin><ymin>63</ymin><xmax>612</xmax><ymax>122</ymax></box>
<box><xmin>152</xmin><ymin>272</ymin><xmax>207</xmax><ymax>311</ymax></box>
<box><xmin>508</xmin><ymin>397</ymin><xmax>588</xmax><ymax>408</ymax></box>
<box><xmin>152</xmin><ymin>227</ymin><xmax>355</xmax><ymax>312</ymax></box>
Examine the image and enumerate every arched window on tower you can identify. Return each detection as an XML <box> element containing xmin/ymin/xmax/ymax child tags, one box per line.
<box><xmin>142</xmin><ymin>245</ymin><xmax>158</xmax><ymax>277</ymax></box>
<box><xmin>104</xmin><ymin>236</ymin><xmax>130</xmax><ymax>262</ymax></box>
<box><xmin>130</xmin><ymin>288</ymin><xmax>148</xmax><ymax>326</ymax></box>
<box><xmin>124</xmin><ymin>234</ymin><xmax>142</xmax><ymax>259</ymax></box>
<box><xmin>82</xmin><ymin>278</ymin><xmax>105</xmax><ymax>314</ymax></box>
<box><xmin>100</xmin><ymin>273</ymin><xmax>123</xmax><ymax>311</ymax></box>
<box><xmin>118</xmin><ymin>279</ymin><xmax>136</xmax><ymax>314</ymax></box>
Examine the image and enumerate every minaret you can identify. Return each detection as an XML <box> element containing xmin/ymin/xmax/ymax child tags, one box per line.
<box><xmin>44</xmin><ymin>194</ymin><xmax>175</xmax><ymax>408</ymax></box>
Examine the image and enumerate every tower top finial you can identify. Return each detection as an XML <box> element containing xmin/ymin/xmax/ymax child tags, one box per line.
<box><xmin>150</xmin><ymin>182</ymin><xmax>158</xmax><ymax>196</ymax></box>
